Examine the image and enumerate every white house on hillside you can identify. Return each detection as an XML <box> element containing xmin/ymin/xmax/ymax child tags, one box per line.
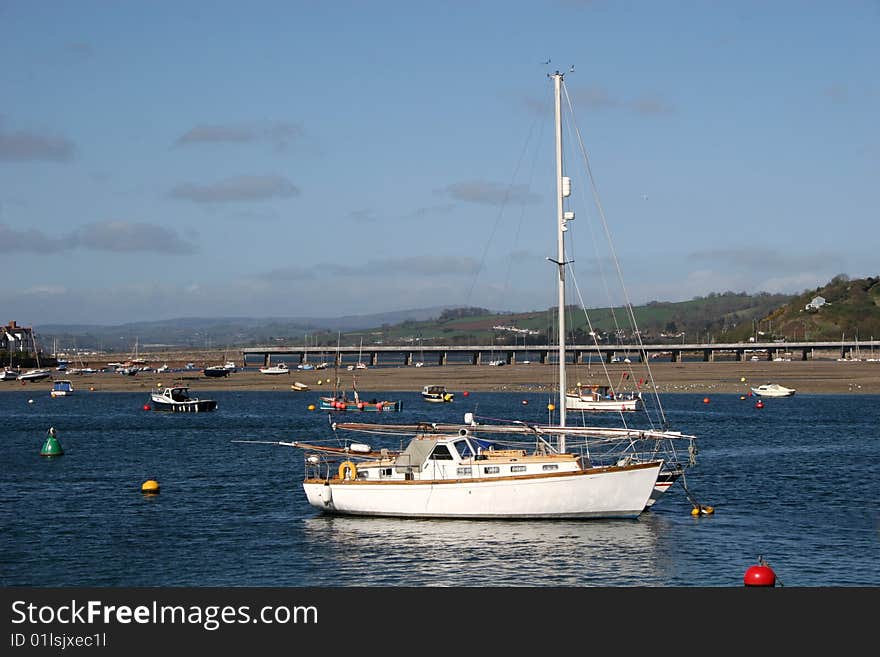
<box><xmin>805</xmin><ymin>296</ymin><xmax>826</xmax><ymax>311</ymax></box>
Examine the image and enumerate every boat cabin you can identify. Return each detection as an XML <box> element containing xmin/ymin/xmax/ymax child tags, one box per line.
<box><xmin>162</xmin><ymin>387</ymin><xmax>192</xmax><ymax>402</ymax></box>
<box><xmin>50</xmin><ymin>380</ymin><xmax>74</xmax><ymax>396</ymax></box>
<box><xmin>323</xmin><ymin>433</ymin><xmax>582</xmax><ymax>483</ymax></box>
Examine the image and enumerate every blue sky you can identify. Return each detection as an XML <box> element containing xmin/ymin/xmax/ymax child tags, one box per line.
<box><xmin>1</xmin><ymin>1</ymin><xmax>877</xmax><ymax>326</ymax></box>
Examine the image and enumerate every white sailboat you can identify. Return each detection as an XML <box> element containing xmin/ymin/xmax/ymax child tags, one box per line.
<box><xmin>274</xmin><ymin>70</ymin><xmax>697</xmax><ymax>519</ymax></box>
<box><xmin>260</xmin><ymin>356</ymin><xmax>290</xmax><ymax>375</ymax></box>
<box><xmin>17</xmin><ymin>331</ymin><xmax>52</xmax><ymax>382</ymax></box>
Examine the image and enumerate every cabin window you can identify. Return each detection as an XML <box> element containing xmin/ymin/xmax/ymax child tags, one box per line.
<box><xmin>511</xmin><ymin>465</ymin><xmax>526</xmax><ymax>473</ymax></box>
<box><xmin>456</xmin><ymin>467</ymin><xmax>473</xmax><ymax>477</ymax></box>
<box><xmin>428</xmin><ymin>444</ymin><xmax>454</xmax><ymax>460</ymax></box>
<box><xmin>453</xmin><ymin>439</ymin><xmax>473</xmax><ymax>459</ymax></box>
<box><xmin>358</xmin><ymin>471</ymin><xmax>369</xmax><ymax>479</ymax></box>
<box><xmin>483</xmin><ymin>466</ymin><xmax>500</xmax><ymax>475</ymax></box>
<box><xmin>380</xmin><ymin>468</ymin><xmax>392</xmax><ymax>477</ymax></box>
<box><xmin>542</xmin><ymin>464</ymin><xmax>559</xmax><ymax>471</ymax></box>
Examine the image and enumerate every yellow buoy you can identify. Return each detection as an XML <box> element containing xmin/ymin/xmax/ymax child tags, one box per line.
<box><xmin>141</xmin><ymin>479</ymin><xmax>160</xmax><ymax>494</ymax></box>
<box><xmin>317</xmin><ymin>379</ymin><xmax>322</xmax><ymax>385</ymax></box>
<box><xmin>740</xmin><ymin>377</ymin><xmax>746</xmax><ymax>382</ymax></box>
<box><xmin>691</xmin><ymin>507</ymin><xmax>700</xmax><ymax>516</ymax></box>
<box><xmin>307</xmin><ymin>404</ymin><xmax>316</xmax><ymax>411</ymax></box>
<box><xmin>547</xmin><ymin>403</ymin><xmax>556</xmax><ymax>411</ymax></box>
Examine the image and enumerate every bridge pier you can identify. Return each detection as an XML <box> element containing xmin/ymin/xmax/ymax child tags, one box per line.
<box><xmin>703</xmin><ymin>349</ymin><xmax>714</xmax><ymax>362</ymax></box>
<box><xmin>472</xmin><ymin>352</ymin><xmax>481</xmax><ymax>365</ymax></box>
<box><xmin>539</xmin><ymin>351</ymin><xmax>548</xmax><ymax>364</ymax></box>
<box><xmin>404</xmin><ymin>352</ymin><xmax>413</xmax><ymax>366</ymax></box>
<box><xmin>507</xmin><ymin>351</ymin><xmax>515</xmax><ymax>365</ymax></box>
<box><xmin>802</xmin><ymin>348</ymin><xmax>810</xmax><ymax>361</ymax></box>
<box><xmin>439</xmin><ymin>352</ymin><xmax>447</xmax><ymax>366</ymax></box>
<box><xmin>671</xmin><ymin>350</ymin><xmax>680</xmax><ymax>362</ymax></box>
<box><xmin>369</xmin><ymin>352</ymin><xmax>378</xmax><ymax>366</ymax></box>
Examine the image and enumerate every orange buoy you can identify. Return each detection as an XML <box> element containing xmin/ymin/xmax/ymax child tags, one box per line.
<box><xmin>141</xmin><ymin>479</ymin><xmax>160</xmax><ymax>495</ymax></box>
<box><xmin>744</xmin><ymin>560</ymin><xmax>777</xmax><ymax>587</ymax></box>
<box><xmin>703</xmin><ymin>397</ymin><xmax>710</xmax><ymax>404</ymax></box>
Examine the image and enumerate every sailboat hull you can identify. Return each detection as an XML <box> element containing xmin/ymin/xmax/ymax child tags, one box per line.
<box><xmin>303</xmin><ymin>461</ymin><xmax>661</xmax><ymax>519</ymax></box>
<box><xmin>565</xmin><ymin>394</ymin><xmax>641</xmax><ymax>412</ymax></box>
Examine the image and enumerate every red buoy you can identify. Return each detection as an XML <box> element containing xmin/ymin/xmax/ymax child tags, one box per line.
<box><xmin>744</xmin><ymin>562</ymin><xmax>777</xmax><ymax>587</ymax></box>
<box><xmin>143</xmin><ymin>404</ymin><xmax>151</xmax><ymax>411</ymax></box>
<box><xmin>703</xmin><ymin>397</ymin><xmax>710</xmax><ymax>404</ymax></box>
<box><xmin>755</xmin><ymin>400</ymin><xmax>764</xmax><ymax>409</ymax></box>
<box><xmin>462</xmin><ymin>391</ymin><xmax>470</xmax><ymax>397</ymax></box>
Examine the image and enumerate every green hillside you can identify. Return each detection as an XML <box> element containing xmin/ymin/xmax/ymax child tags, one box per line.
<box><xmin>341</xmin><ymin>293</ymin><xmax>794</xmax><ymax>347</ymax></box>
<box><xmin>757</xmin><ymin>275</ymin><xmax>880</xmax><ymax>342</ymax></box>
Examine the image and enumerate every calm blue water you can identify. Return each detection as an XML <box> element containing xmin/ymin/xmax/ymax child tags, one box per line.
<box><xmin>1</xmin><ymin>388</ymin><xmax>878</xmax><ymax>586</ymax></box>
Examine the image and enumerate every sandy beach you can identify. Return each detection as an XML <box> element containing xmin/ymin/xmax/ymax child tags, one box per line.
<box><xmin>11</xmin><ymin>359</ymin><xmax>880</xmax><ymax>395</ymax></box>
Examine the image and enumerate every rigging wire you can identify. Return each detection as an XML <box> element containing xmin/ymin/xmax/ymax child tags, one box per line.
<box><xmin>463</xmin><ymin>114</ymin><xmax>542</xmax><ymax>310</ymax></box>
<box><xmin>561</xmin><ymin>79</ymin><xmax>669</xmax><ymax>428</ymax></box>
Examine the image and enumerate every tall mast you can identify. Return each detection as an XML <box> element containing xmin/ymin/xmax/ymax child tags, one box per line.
<box><xmin>553</xmin><ymin>71</ymin><xmax>568</xmax><ymax>452</ymax></box>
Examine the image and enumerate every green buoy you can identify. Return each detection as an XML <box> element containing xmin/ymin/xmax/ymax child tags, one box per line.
<box><xmin>40</xmin><ymin>426</ymin><xmax>64</xmax><ymax>457</ymax></box>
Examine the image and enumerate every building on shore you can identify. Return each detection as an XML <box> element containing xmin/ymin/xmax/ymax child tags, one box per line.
<box><xmin>1</xmin><ymin>320</ymin><xmax>37</xmax><ymax>355</ymax></box>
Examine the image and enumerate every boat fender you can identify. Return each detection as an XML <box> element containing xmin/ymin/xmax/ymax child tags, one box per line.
<box><xmin>350</xmin><ymin>443</ymin><xmax>371</xmax><ymax>453</ymax></box>
<box><xmin>321</xmin><ymin>483</ymin><xmax>333</xmax><ymax>505</ymax></box>
<box><xmin>338</xmin><ymin>461</ymin><xmax>358</xmax><ymax>480</ymax></box>
<box><xmin>458</xmin><ymin>428</ymin><xmax>470</xmax><ymax>436</ymax></box>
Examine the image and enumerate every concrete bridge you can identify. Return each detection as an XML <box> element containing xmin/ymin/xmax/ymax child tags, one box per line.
<box><xmin>242</xmin><ymin>340</ymin><xmax>876</xmax><ymax>367</ymax></box>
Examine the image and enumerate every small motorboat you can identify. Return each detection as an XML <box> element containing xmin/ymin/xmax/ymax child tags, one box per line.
<box><xmin>421</xmin><ymin>385</ymin><xmax>454</xmax><ymax>403</ymax></box>
<box><xmin>750</xmin><ymin>383</ymin><xmax>796</xmax><ymax>397</ymax></box>
<box><xmin>203</xmin><ymin>365</ymin><xmax>231</xmax><ymax>378</ymax></box>
<box><xmin>150</xmin><ymin>386</ymin><xmax>217</xmax><ymax>412</ymax></box>
<box><xmin>50</xmin><ymin>380</ymin><xmax>74</xmax><ymax>397</ymax></box>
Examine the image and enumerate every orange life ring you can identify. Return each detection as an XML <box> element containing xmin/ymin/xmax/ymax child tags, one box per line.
<box><xmin>338</xmin><ymin>460</ymin><xmax>357</xmax><ymax>480</ymax></box>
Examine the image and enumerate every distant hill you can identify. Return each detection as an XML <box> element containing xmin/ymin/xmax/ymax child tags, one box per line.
<box><xmin>37</xmin><ymin>307</ymin><xmax>453</xmax><ymax>353</ymax></box>
<box><xmin>31</xmin><ymin>276</ymin><xmax>880</xmax><ymax>355</ymax></box>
